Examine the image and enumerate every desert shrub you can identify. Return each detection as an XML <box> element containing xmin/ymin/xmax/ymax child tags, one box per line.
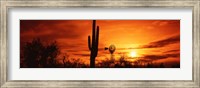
<box><xmin>22</xmin><ymin>38</ymin><xmax>60</xmax><ymax>68</ymax></box>
<box><xmin>62</xmin><ymin>55</ymin><xmax>89</xmax><ymax>68</ymax></box>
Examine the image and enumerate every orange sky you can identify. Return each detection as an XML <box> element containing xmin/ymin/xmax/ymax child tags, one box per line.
<box><xmin>20</xmin><ymin>20</ymin><xmax>180</xmax><ymax>66</ymax></box>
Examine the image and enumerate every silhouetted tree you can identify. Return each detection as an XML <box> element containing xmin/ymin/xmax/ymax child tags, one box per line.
<box><xmin>45</xmin><ymin>41</ymin><xmax>60</xmax><ymax>67</ymax></box>
<box><xmin>23</xmin><ymin>38</ymin><xmax>60</xmax><ymax>68</ymax></box>
<box><xmin>23</xmin><ymin>38</ymin><xmax>43</xmax><ymax>68</ymax></box>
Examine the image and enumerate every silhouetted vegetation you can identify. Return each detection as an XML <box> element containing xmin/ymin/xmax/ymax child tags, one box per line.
<box><xmin>21</xmin><ymin>38</ymin><xmax>60</xmax><ymax>68</ymax></box>
<box><xmin>62</xmin><ymin>55</ymin><xmax>89</xmax><ymax>68</ymax></box>
<box><xmin>21</xmin><ymin>38</ymin><xmax>179</xmax><ymax>68</ymax></box>
<box><xmin>96</xmin><ymin>56</ymin><xmax>172</xmax><ymax>68</ymax></box>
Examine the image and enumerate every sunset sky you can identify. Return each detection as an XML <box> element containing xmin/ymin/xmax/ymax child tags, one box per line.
<box><xmin>20</xmin><ymin>20</ymin><xmax>180</xmax><ymax>66</ymax></box>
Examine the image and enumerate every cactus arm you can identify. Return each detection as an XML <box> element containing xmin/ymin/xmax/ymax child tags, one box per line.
<box><xmin>92</xmin><ymin>20</ymin><xmax>96</xmax><ymax>49</ymax></box>
<box><xmin>96</xmin><ymin>26</ymin><xmax>99</xmax><ymax>48</ymax></box>
<box><xmin>88</xmin><ymin>36</ymin><xmax>92</xmax><ymax>50</ymax></box>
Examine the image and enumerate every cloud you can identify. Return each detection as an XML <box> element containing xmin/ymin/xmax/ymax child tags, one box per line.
<box><xmin>138</xmin><ymin>35</ymin><xmax>180</xmax><ymax>49</ymax></box>
<box><xmin>152</xmin><ymin>20</ymin><xmax>179</xmax><ymax>26</ymax></box>
<box><xmin>20</xmin><ymin>20</ymin><xmax>96</xmax><ymax>56</ymax></box>
<box><xmin>142</xmin><ymin>53</ymin><xmax>180</xmax><ymax>61</ymax></box>
<box><xmin>163</xmin><ymin>49</ymin><xmax>180</xmax><ymax>53</ymax></box>
<box><xmin>20</xmin><ymin>20</ymin><xmax>91</xmax><ymax>43</ymax></box>
<box><xmin>105</xmin><ymin>34</ymin><xmax>180</xmax><ymax>50</ymax></box>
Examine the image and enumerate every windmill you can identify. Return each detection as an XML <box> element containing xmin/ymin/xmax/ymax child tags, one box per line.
<box><xmin>105</xmin><ymin>44</ymin><xmax>116</xmax><ymax>60</ymax></box>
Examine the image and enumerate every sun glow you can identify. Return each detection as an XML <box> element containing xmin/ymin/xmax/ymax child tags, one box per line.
<box><xmin>129</xmin><ymin>51</ymin><xmax>137</xmax><ymax>57</ymax></box>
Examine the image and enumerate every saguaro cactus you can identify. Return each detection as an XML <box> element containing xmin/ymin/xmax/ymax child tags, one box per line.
<box><xmin>88</xmin><ymin>20</ymin><xmax>99</xmax><ymax>68</ymax></box>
